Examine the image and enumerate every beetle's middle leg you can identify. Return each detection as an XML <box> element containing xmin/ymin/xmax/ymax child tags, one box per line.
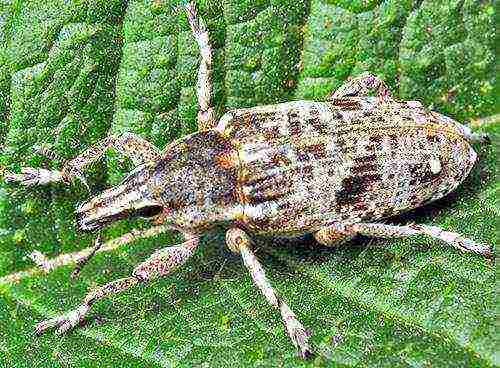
<box><xmin>314</xmin><ymin>222</ymin><xmax>492</xmax><ymax>257</ymax></box>
<box><xmin>35</xmin><ymin>232</ymin><xmax>198</xmax><ymax>335</ymax></box>
<box><xmin>226</xmin><ymin>228</ymin><xmax>312</xmax><ymax>358</ymax></box>
<box><xmin>4</xmin><ymin>132</ymin><xmax>160</xmax><ymax>188</ymax></box>
<box><xmin>185</xmin><ymin>2</ymin><xmax>216</xmax><ymax>131</ymax></box>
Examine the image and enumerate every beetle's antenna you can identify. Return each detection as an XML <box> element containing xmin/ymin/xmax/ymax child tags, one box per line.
<box><xmin>71</xmin><ymin>233</ymin><xmax>103</xmax><ymax>279</ymax></box>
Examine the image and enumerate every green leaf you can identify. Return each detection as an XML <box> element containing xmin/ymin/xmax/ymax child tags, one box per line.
<box><xmin>0</xmin><ymin>1</ymin><xmax>496</xmax><ymax>367</ymax></box>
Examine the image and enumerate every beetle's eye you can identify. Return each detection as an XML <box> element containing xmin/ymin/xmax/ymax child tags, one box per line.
<box><xmin>134</xmin><ymin>205</ymin><xmax>163</xmax><ymax>218</ymax></box>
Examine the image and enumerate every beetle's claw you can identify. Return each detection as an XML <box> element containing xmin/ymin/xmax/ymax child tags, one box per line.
<box><xmin>287</xmin><ymin>322</ymin><xmax>313</xmax><ymax>359</ymax></box>
<box><xmin>291</xmin><ymin>326</ymin><xmax>313</xmax><ymax>359</ymax></box>
<box><xmin>480</xmin><ymin>133</ymin><xmax>491</xmax><ymax>145</ymax></box>
<box><xmin>467</xmin><ymin>132</ymin><xmax>491</xmax><ymax>145</ymax></box>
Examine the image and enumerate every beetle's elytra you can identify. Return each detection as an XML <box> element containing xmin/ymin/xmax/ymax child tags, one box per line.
<box><xmin>3</xmin><ymin>2</ymin><xmax>491</xmax><ymax>359</ymax></box>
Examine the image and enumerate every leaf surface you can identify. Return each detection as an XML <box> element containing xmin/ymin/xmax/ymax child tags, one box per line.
<box><xmin>0</xmin><ymin>1</ymin><xmax>496</xmax><ymax>367</ymax></box>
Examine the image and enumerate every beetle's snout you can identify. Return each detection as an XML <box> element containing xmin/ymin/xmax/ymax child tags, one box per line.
<box><xmin>76</xmin><ymin>185</ymin><xmax>162</xmax><ymax>232</ymax></box>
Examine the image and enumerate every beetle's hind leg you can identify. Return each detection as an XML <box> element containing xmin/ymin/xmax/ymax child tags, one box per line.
<box><xmin>313</xmin><ymin>222</ymin><xmax>355</xmax><ymax>247</ymax></box>
<box><xmin>226</xmin><ymin>228</ymin><xmax>312</xmax><ymax>358</ymax></box>
<box><xmin>457</xmin><ymin>122</ymin><xmax>491</xmax><ymax>145</ymax></box>
<box><xmin>465</xmin><ymin>131</ymin><xmax>490</xmax><ymax>144</ymax></box>
<box><xmin>35</xmin><ymin>232</ymin><xmax>198</xmax><ymax>335</ymax></box>
<box><xmin>185</xmin><ymin>2</ymin><xmax>216</xmax><ymax>131</ymax></box>
<box><xmin>4</xmin><ymin>132</ymin><xmax>160</xmax><ymax>189</ymax></box>
<box><xmin>314</xmin><ymin>222</ymin><xmax>492</xmax><ymax>257</ymax></box>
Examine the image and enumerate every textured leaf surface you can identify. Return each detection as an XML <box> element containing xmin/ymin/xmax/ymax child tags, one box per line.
<box><xmin>0</xmin><ymin>1</ymin><xmax>496</xmax><ymax>367</ymax></box>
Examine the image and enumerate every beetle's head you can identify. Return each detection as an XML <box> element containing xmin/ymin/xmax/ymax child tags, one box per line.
<box><xmin>76</xmin><ymin>165</ymin><xmax>163</xmax><ymax>231</ymax></box>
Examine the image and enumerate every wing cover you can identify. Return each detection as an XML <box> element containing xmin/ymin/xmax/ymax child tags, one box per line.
<box><xmin>220</xmin><ymin>98</ymin><xmax>476</xmax><ymax>234</ymax></box>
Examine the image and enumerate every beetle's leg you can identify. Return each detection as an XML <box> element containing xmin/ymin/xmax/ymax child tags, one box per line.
<box><xmin>35</xmin><ymin>232</ymin><xmax>198</xmax><ymax>335</ymax></box>
<box><xmin>4</xmin><ymin>167</ymin><xmax>65</xmax><ymax>187</ymax></box>
<box><xmin>4</xmin><ymin>133</ymin><xmax>160</xmax><ymax>188</ymax></box>
<box><xmin>185</xmin><ymin>2</ymin><xmax>216</xmax><ymax>131</ymax></box>
<box><xmin>317</xmin><ymin>222</ymin><xmax>492</xmax><ymax>257</ymax></box>
<box><xmin>35</xmin><ymin>276</ymin><xmax>139</xmax><ymax>335</ymax></box>
<box><xmin>455</xmin><ymin>122</ymin><xmax>491</xmax><ymax>145</ymax></box>
<box><xmin>313</xmin><ymin>223</ymin><xmax>355</xmax><ymax>247</ymax></box>
<box><xmin>226</xmin><ymin>228</ymin><xmax>312</xmax><ymax>358</ymax></box>
<box><xmin>464</xmin><ymin>131</ymin><xmax>490</xmax><ymax>144</ymax></box>
<box><xmin>67</xmin><ymin>132</ymin><xmax>161</xmax><ymax>168</ymax></box>
<box><xmin>329</xmin><ymin>72</ymin><xmax>392</xmax><ymax>101</ymax></box>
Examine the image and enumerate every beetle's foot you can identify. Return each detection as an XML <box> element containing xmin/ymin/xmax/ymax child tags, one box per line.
<box><xmin>287</xmin><ymin>319</ymin><xmax>313</xmax><ymax>359</ymax></box>
<box><xmin>415</xmin><ymin>225</ymin><xmax>493</xmax><ymax>258</ymax></box>
<box><xmin>35</xmin><ymin>304</ymin><xmax>90</xmax><ymax>335</ymax></box>
<box><xmin>4</xmin><ymin>167</ymin><xmax>63</xmax><ymax>186</ymax></box>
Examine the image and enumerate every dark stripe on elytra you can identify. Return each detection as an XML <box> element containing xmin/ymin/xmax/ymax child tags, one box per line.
<box><xmin>335</xmin><ymin>174</ymin><xmax>382</xmax><ymax>207</ymax></box>
<box><xmin>353</xmin><ymin>202</ymin><xmax>368</xmax><ymax>212</ymax></box>
<box><xmin>288</xmin><ymin>110</ymin><xmax>302</xmax><ymax>136</ymax></box>
<box><xmin>296</xmin><ymin>143</ymin><xmax>327</xmax><ymax>162</ymax></box>
<box><xmin>387</xmin><ymin>134</ymin><xmax>399</xmax><ymax>149</ymax></box>
<box><xmin>307</xmin><ymin>106</ymin><xmax>327</xmax><ymax>134</ymax></box>
<box><xmin>249</xmin><ymin>189</ymin><xmax>288</xmax><ymax>204</ymax></box>
<box><xmin>262</xmin><ymin>125</ymin><xmax>281</xmax><ymax>141</ymax></box>
<box><xmin>353</xmin><ymin>154</ymin><xmax>376</xmax><ymax>163</ymax></box>
<box><xmin>331</xmin><ymin>98</ymin><xmax>362</xmax><ymax>109</ymax></box>
<box><xmin>352</xmin><ymin>163</ymin><xmax>377</xmax><ymax>174</ymax></box>
<box><xmin>250</xmin><ymin>175</ymin><xmax>288</xmax><ymax>192</ymax></box>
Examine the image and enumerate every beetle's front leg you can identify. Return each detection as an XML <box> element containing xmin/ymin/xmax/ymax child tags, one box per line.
<box><xmin>185</xmin><ymin>2</ymin><xmax>216</xmax><ymax>131</ymax></box>
<box><xmin>329</xmin><ymin>72</ymin><xmax>392</xmax><ymax>101</ymax></box>
<box><xmin>4</xmin><ymin>132</ymin><xmax>160</xmax><ymax>189</ymax></box>
<box><xmin>226</xmin><ymin>228</ymin><xmax>312</xmax><ymax>358</ymax></box>
<box><xmin>35</xmin><ymin>233</ymin><xmax>198</xmax><ymax>335</ymax></box>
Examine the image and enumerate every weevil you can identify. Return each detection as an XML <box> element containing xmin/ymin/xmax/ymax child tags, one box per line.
<box><xmin>3</xmin><ymin>2</ymin><xmax>492</xmax><ymax>359</ymax></box>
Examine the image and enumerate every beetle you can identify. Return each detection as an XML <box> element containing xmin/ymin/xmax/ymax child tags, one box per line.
<box><xmin>4</xmin><ymin>2</ymin><xmax>492</xmax><ymax>358</ymax></box>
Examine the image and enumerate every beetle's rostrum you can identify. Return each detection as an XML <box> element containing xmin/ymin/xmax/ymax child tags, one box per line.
<box><xmin>3</xmin><ymin>2</ymin><xmax>492</xmax><ymax>359</ymax></box>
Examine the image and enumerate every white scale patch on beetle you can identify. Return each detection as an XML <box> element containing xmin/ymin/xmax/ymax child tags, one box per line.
<box><xmin>429</xmin><ymin>158</ymin><xmax>442</xmax><ymax>174</ymax></box>
<box><xmin>2</xmin><ymin>2</ymin><xmax>492</xmax><ymax>360</ymax></box>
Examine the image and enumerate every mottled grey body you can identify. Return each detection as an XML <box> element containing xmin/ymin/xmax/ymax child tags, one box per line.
<box><xmin>131</xmin><ymin>97</ymin><xmax>476</xmax><ymax>239</ymax></box>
